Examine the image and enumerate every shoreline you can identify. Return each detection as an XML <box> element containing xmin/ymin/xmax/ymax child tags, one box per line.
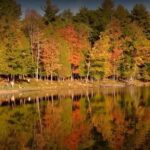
<box><xmin>0</xmin><ymin>80</ymin><xmax>150</xmax><ymax>95</ymax></box>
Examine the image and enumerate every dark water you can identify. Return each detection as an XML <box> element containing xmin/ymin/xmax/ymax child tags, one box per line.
<box><xmin>0</xmin><ymin>87</ymin><xmax>150</xmax><ymax>150</ymax></box>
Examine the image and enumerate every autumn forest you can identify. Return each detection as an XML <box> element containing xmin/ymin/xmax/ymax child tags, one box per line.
<box><xmin>0</xmin><ymin>0</ymin><xmax>150</xmax><ymax>82</ymax></box>
<box><xmin>0</xmin><ymin>1</ymin><xmax>150</xmax><ymax>149</ymax></box>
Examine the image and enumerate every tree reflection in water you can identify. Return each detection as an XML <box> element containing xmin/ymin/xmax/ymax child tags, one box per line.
<box><xmin>0</xmin><ymin>87</ymin><xmax>149</xmax><ymax>150</ymax></box>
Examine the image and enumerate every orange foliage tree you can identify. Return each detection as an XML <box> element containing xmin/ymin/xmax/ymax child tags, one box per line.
<box><xmin>41</xmin><ymin>39</ymin><xmax>60</xmax><ymax>80</ymax></box>
<box><xmin>107</xmin><ymin>19</ymin><xmax>124</xmax><ymax>79</ymax></box>
<box><xmin>60</xmin><ymin>25</ymin><xmax>87</xmax><ymax>79</ymax></box>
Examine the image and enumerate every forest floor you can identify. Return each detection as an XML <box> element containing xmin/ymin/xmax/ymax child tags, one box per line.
<box><xmin>0</xmin><ymin>79</ymin><xmax>150</xmax><ymax>94</ymax></box>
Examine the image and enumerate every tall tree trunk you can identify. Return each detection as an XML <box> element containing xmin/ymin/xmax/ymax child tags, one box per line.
<box><xmin>50</xmin><ymin>72</ymin><xmax>53</xmax><ymax>83</ymax></box>
<box><xmin>51</xmin><ymin>94</ymin><xmax>54</xmax><ymax>108</ymax></box>
<box><xmin>36</xmin><ymin>31</ymin><xmax>40</xmax><ymax>81</ymax></box>
<box><xmin>113</xmin><ymin>63</ymin><xmax>116</xmax><ymax>81</ymax></box>
<box><xmin>71</xmin><ymin>73</ymin><xmax>74</xmax><ymax>81</ymax></box>
<box><xmin>86</xmin><ymin>62</ymin><xmax>90</xmax><ymax>83</ymax></box>
<box><xmin>46</xmin><ymin>75</ymin><xmax>48</xmax><ymax>81</ymax></box>
<box><xmin>30</xmin><ymin>30</ymin><xmax>34</xmax><ymax>62</ymax></box>
<box><xmin>10</xmin><ymin>75</ymin><xmax>15</xmax><ymax>88</ymax></box>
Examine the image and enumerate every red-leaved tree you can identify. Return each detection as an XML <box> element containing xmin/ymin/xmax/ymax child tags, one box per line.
<box><xmin>60</xmin><ymin>25</ymin><xmax>85</xmax><ymax>79</ymax></box>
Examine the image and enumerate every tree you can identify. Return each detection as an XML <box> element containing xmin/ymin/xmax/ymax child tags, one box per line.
<box><xmin>84</xmin><ymin>50</ymin><xmax>91</xmax><ymax>82</ymax></box>
<box><xmin>24</xmin><ymin>9</ymin><xmax>42</xmax><ymax>60</ymax></box>
<box><xmin>90</xmin><ymin>32</ymin><xmax>111</xmax><ymax>80</ymax></box>
<box><xmin>0</xmin><ymin>0</ymin><xmax>33</xmax><ymax>80</ymax></box>
<box><xmin>74</xmin><ymin>7</ymin><xmax>90</xmax><ymax>25</ymax></box>
<box><xmin>0</xmin><ymin>0</ymin><xmax>21</xmax><ymax>75</ymax></box>
<box><xmin>119</xmin><ymin>23</ymin><xmax>150</xmax><ymax>80</ymax></box>
<box><xmin>0</xmin><ymin>0</ymin><xmax>150</xmax><ymax>82</ymax></box>
<box><xmin>0</xmin><ymin>0</ymin><xmax>21</xmax><ymax>51</ymax></box>
<box><xmin>100</xmin><ymin>0</ymin><xmax>114</xmax><ymax>29</ymax></box>
<box><xmin>43</xmin><ymin>0</ymin><xmax>59</xmax><ymax>24</ymax></box>
<box><xmin>114</xmin><ymin>5</ymin><xmax>130</xmax><ymax>25</ymax></box>
<box><xmin>73</xmin><ymin>0</ymin><xmax>114</xmax><ymax>45</ymax></box>
<box><xmin>60</xmin><ymin>9</ymin><xmax>73</xmax><ymax>22</ymax></box>
<box><xmin>89</xmin><ymin>0</ymin><xmax>115</xmax><ymax>45</ymax></box>
<box><xmin>91</xmin><ymin>18</ymin><xmax>124</xmax><ymax>80</ymax></box>
<box><xmin>60</xmin><ymin>25</ymin><xmax>87</xmax><ymax>79</ymax></box>
<box><xmin>0</xmin><ymin>44</ymin><xmax>8</xmax><ymax>74</ymax></box>
<box><xmin>41</xmin><ymin>39</ymin><xmax>60</xmax><ymax>81</ymax></box>
<box><xmin>24</xmin><ymin>10</ymin><xmax>44</xmax><ymax>80</ymax></box>
<box><xmin>108</xmin><ymin>19</ymin><xmax>124</xmax><ymax>80</ymax></box>
<box><xmin>5</xmin><ymin>22</ymin><xmax>33</xmax><ymax>78</ymax></box>
<box><xmin>57</xmin><ymin>38</ymin><xmax>72</xmax><ymax>79</ymax></box>
<box><xmin>131</xmin><ymin>4</ymin><xmax>150</xmax><ymax>39</ymax></box>
<box><xmin>131</xmin><ymin>24</ymin><xmax>150</xmax><ymax>81</ymax></box>
<box><xmin>0</xmin><ymin>0</ymin><xmax>21</xmax><ymax>24</ymax></box>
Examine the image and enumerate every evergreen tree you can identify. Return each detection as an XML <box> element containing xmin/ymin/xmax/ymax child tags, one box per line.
<box><xmin>74</xmin><ymin>7</ymin><xmax>101</xmax><ymax>44</ymax></box>
<box><xmin>0</xmin><ymin>0</ymin><xmax>21</xmax><ymax>22</ymax></box>
<box><xmin>74</xmin><ymin>7</ymin><xmax>90</xmax><ymax>25</ymax></box>
<box><xmin>60</xmin><ymin>9</ymin><xmax>73</xmax><ymax>22</ymax></box>
<box><xmin>100</xmin><ymin>0</ymin><xmax>114</xmax><ymax>29</ymax></box>
<box><xmin>90</xmin><ymin>0</ymin><xmax>115</xmax><ymax>45</ymax></box>
<box><xmin>43</xmin><ymin>0</ymin><xmax>59</xmax><ymax>24</ymax></box>
<box><xmin>131</xmin><ymin>4</ymin><xmax>150</xmax><ymax>39</ymax></box>
<box><xmin>114</xmin><ymin>5</ymin><xmax>130</xmax><ymax>25</ymax></box>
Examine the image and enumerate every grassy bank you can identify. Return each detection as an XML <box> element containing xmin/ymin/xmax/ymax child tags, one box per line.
<box><xmin>0</xmin><ymin>79</ymin><xmax>150</xmax><ymax>94</ymax></box>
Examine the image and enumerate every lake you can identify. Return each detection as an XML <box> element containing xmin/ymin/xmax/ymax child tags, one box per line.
<box><xmin>0</xmin><ymin>87</ymin><xmax>149</xmax><ymax>150</ymax></box>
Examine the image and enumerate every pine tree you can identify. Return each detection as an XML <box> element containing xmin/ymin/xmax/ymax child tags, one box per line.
<box><xmin>114</xmin><ymin>5</ymin><xmax>130</xmax><ymax>25</ymax></box>
<box><xmin>60</xmin><ymin>9</ymin><xmax>73</xmax><ymax>22</ymax></box>
<box><xmin>131</xmin><ymin>4</ymin><xmax>150</xmax><ymax>39</ymax></box>
<box><xmin>100</xmin><ymin>0</ymin><xmax>114</xmax><ymax>29</ymax></box>
<box><xmin>43</xmin><ymin>0</ymin><xmax>59</xmax><ymax>24</ymax></box>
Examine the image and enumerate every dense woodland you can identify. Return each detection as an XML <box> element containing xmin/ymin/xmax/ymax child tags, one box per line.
<box><xmin>0</xmin><ymin>0</ymin><xmax>150</xmax><ymax>82</ymax></box>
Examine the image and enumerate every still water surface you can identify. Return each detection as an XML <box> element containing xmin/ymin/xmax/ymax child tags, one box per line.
<box><xmin>0</xmin><ymin>87</ymin><xmax>150</xmax><ymax>150</ymax></box>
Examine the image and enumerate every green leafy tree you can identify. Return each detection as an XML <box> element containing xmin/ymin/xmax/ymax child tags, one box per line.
<box><xmin>57</xmin><ymin>38</ymin><xmax>72</xmax><ymax>79</ymax></box>
<box><xmin>0</xmin><ymin>44</ymin><xmax>8</xmax><ymax>74</ymax></box>
<box><xmin>0</xmin><ymin>0</ymin><xmax>33</xmax><ymax>79</ymax></box>
<box><xmin>90</xmin><ymin>32</ymin><xmax>111</xmax><ymax>80</ymax></box>
<box><xmin>5</xmin><ymin>22</ymin><xmax>33</xmax><ymax>77</ymax></box>
<box><xmin>120</xmin><ymin>23</ymin><xmax>150</xmax><ymax>80</ymax></box>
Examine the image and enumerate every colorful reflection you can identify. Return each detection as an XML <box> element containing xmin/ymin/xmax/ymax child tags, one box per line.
<box><xmin>0</xmin><ymin>87</ymin><xmax>149</xmax><ymax>150</ymax></box>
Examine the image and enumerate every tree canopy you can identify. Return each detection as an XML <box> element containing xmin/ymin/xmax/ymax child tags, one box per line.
<box><xmin>0</xmin><ymin>0</ymin><xmax>150</xmax><ymax>81</ymax></box>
